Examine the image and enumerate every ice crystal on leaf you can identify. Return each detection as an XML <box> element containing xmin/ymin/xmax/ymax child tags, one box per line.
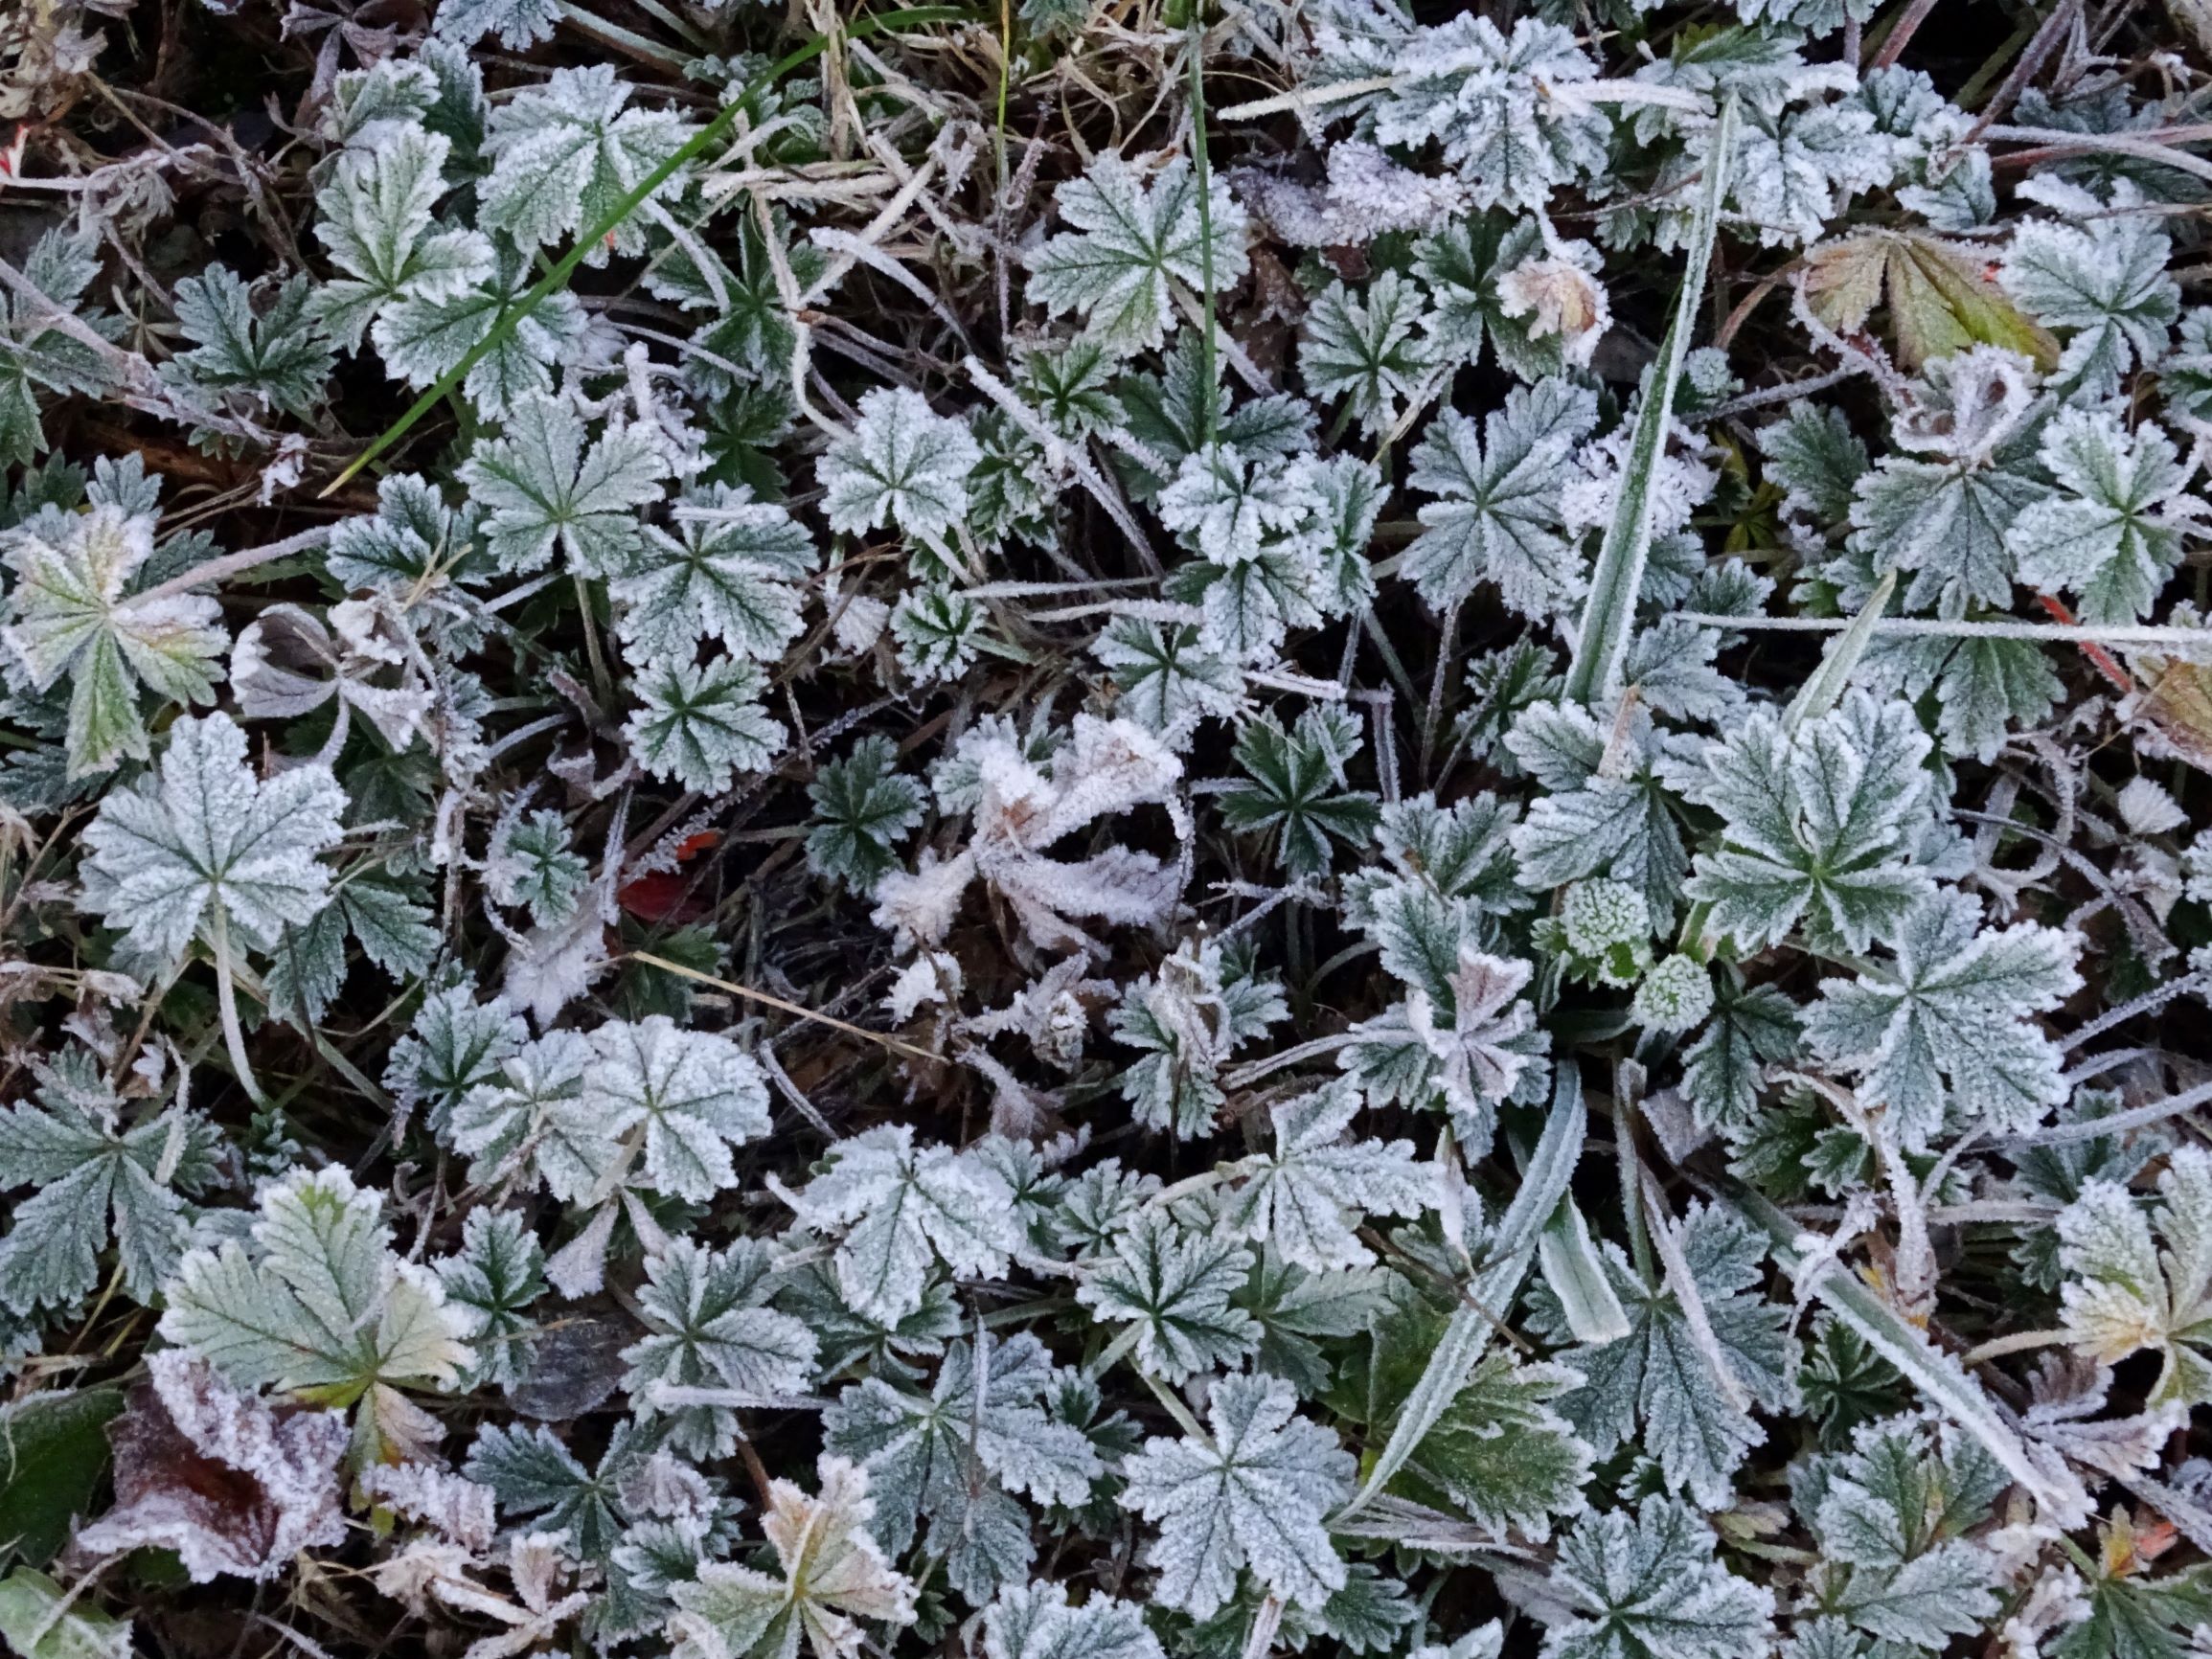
<box><xmin>668</xmin><ymin>1456</ymin><xmax>919</xmax><ymax>1659</ymax></box>
<box><xmin>1118</xmin><ymin>1373</ymin><xmax>1355</xmax><ymax>1619</ymax></box>
<box><xmin>2058</xmin><ymin>1146</ymin><xmax>2212</xmax><ymax>1407</ymax></box>
<box><xmin>159</xmin><ymin>1166</ymin><xmax>473</xmax><ymax>1466</ymax></box>
<box><xmin>1402</xmin><ymin>378</ymin><xmax>1595</xmax><ymax>619</ymax></box>
<box><xmin>80</xmin><ymin>712</ymin><xmax>345</xmax><ymax>970</ymax></box>
<box><xmin>1026</xmin><ymin>156</ymin><xmax>1249</xmax><ymax>359</ymax></box>
<box><xmin>480</xmin><ymin>64</ymin><xmax>695</xmax><ymax>261</ymax></box>
<box><xmin>2</xmin><ymin>503</ymin><xmax>228</xmax><ymax>778</ymax></box>
<box><xmin>1802</xmin><ymin>890</ymin><xmax>2080</xmax><ymax>1151</ymax></box>
<box><xmin>781</xmin><ymin>1125</ymin><xmax>1022</xmax><ymax>1325</ymax></box>
<box><xmin>1541</xmin><ymin>1498</ymin><xmax>1775</xmax><ymax>1659</ymax></box>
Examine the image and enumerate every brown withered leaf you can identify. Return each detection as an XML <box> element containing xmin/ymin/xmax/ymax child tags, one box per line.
<box><xmin>69</xmin><ymin>1351</ymin><xmax>347</xmax><ymax>1583</ymax></box>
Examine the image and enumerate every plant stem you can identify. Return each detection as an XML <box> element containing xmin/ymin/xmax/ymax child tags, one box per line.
<box><xmin>1188</xmin><ymin>13</ymin><xmax>1220</xmax><ymax>449</ymax></box>
<box><xmin>210</xmin><ymin>910</ymin><xmax>264</xmax><ymax>1104</ymax></box>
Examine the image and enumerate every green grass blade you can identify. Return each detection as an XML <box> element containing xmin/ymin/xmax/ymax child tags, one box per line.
<box><xmin>324</xmin><ymin>5</ymin><xmax>974</xmax><ymax>494</ymax></box>
<box><xmin>1334</xmin><ymin>1064</ymin><xmax>1585</xmax><ymax>1522</ymax></box>
<box><xmin>1783</xmin><ymin>568</ymin><xmax>1897</xmax><ymax>735</ymax></box>
<box><xmin>1187</xmin><ymin>15</ymin><xmax>1220</xmax><ymax>450</ymax></box>
<box><xmin>1731</xmin><ymin>1181</ymin><xmax>2089</xmax><ymax>1523</ymax></box>
<box><xmin>1562</xmin><ymin>94</ymin><xmax>1740</xmax><ymax>707</ymax></box>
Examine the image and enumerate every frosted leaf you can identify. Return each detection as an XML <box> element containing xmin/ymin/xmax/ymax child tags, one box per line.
<box><xmin>2000</xmin><ymin>195</ymin><xmax>2180</xmax><ymax>399</ymax></box>
<box><xmin>79</xmin><ymin>712</ymin><xmax>346</xmax><ymax>970</ymax></box>
<box><xmin>2</xmin><ymin>502</ymin><xmax>228</xmax><ymax>778</ymax></box>
<box><xmin>458</xmin><ymin>394</ymin><xmax>669</xmax><ymax>576</ymax></box>
<box><xmin>623</xmin><ymin>1239</ymin><xmax>818</xmax><ymax>1459</ymax></box>
<box><xmin>1118</xmin><ymin>1372</ymin><xmax>1355</xmax><ymax>1618</ymax></box>
<box><xmin>1402</xmin><ymin>947</ymin><xmax>1539</xmax><ymax>1124</ymax></box>
<box><xmin>823</xmin><ymin>1333</ymin><xmax>1100</xmax><ymax>1601</ymax></box>
<box><xmin>1220</xmin><ymin>1078</ymin><xmax>1435</xmax><ymax>1272</ymax></box>
<box><xmin>71</xmin><ymin>1350</ymin><xmax>347</xmax><ymax>1583</ymax></box>
<box><xmin>465</xmin><ymin>1421</ymin><xmax>639</xmax><ymax>1558</ymax></box>
<box><xmin>584</xmin><ymin>1017</ymin><xmax>770</xmax><ymax>1203</ymax></box>
<box><xmin>1530</xmin><ymin>1203</ymin><xmax>1794</xmax><ymax>1511</ymax></box>
<box><xmin>613</xmin><ymin>485</ymin><xmax>816</xmax><ymax>664</ymax></box>
<box><xmin>1300</xmin><ymin>271</ymin><xmax>1437</xmax><ymax>436</ymax></box>
<box><xmin>162</xmin><ymin>266</ymin><xmax>332</xmax><ymax>420</ymax></box>
<box><xmin>158</xmin><ymin>1166</ymin><xmax>473</xmax><ymax>1466</ymax></box>
<box><xmin>1111</xmin><ymin>940</ymin><xmax>1286</xmax><ymax>1137</ymax></box>
<box><xmin>1725</xmin><ymin>95</ymin><xmax>1891</xmax><ymax>250</ymax></box>
<box><xmin>980</xmin><ymin>1582</ymin><xmax>1164</xmax><ymax>1659</ymax></box>
<box><xmin>481</xmin><ymin>65</ymin><xmax>696</xmax><ymax>261</ymax></box>
<box><xmin>434</xmin><ymin>1207</ymin><xmax>546</xmax><ymax>1392</ymax></box>
<box><xmin>1371</xmin><ymin>17</ymin><xmax>1608</xmax><ymax>213</ymax></box>
<box><xmin>782</xmin><ymin>1125</ymin><xmax>1022</xmax><ymax>1325</ymax></box>
<box><xmin>1403</xmin><ymin>377</ymin><xmax>1595</xmax><ymax>618</ymax></box>
<box><xmin>376</xmin><ymin>264</ymin><xmax>584</xmax><ymax>422</ymax></box>
<box><xmin>1235</xmin><ymin>142</ymin><xmax>1468</xmax><ymax>248</ymax></box>
<box><xmin>1540</xmin><ymin>1498</ymin><xmax>1774</xmax><ymax>1659</ymax></box>
<box><xmin>1075</xmin><ymin>1210</ymin><xmax>1260</xmax><ymax>1383</ymax></box>
<box><xmin>359</xmin><ymin>1462</ymin><xmax>498</xmax><ymax>1554</ymax></box>
<box><xmin>1339</xmin><ymin>1282</ymin><xmax>1594</xmax><ymax>1539</ymax></box>
<box><xmin>882</xmin><ymin>714</ymin><xmax>1185</xmax><ymax>955</ymax></box>
<box><xmin>1802</xmin><ymin>890</ymin><xmax>2080</xmax><ymax>1151</ymax></box>
<box><xmin>1026</xmin><ymin>155</ymin><xmax>1249</xmax><ymax>358</ymax></box>
<box><xmin>388</xmin><ymin>983</ymin><xmax>530</xmax><ymax>1132</ymax></box>
<box><xmin>1220</xmin><ymin>707</ymin><xmax>1381</xmax><ymax>879</ymax></box>
<box><xmin>2058</xmin><ymin>1146</ymin><xmax>2212</xmax><ymax>1407</ymax></box>
<box><xmin>0</xmin><ymin>1046</ymin><xmax>218</xmax><ymax>1313</ymax></box>
<box><xmin>625</xmin><ymin>655</ymin><xmax>787</xmax><ymax>794</ymax></box>
<box><xmin>0</xmin><ymin>1571</ymin><xmax>131</xmax><ymax>1659</ymax></box>
<box><xmin>1853</xmin><ymin>631</ymin><xmax>2062</xmax><ymax>766</ymax></box>
<box><xmin>1495</xmin><ymin>246</ymin><xmax>1610</xmax><ymax>369</ymax></box>
<box><xmin>2117</xmin><ymin>778</ymin><xmax>2187</xmax><ymax>836</ymax></box>
<box><xmin>486</xmin><ymin>809</ymin><xmax>590</xmax><ymax>929</ymax></box>
<box><xmin>888</xmin><ymin>588</ymin><xmax>986</xmax><ymax>683</ymax></box>
<box><xmin>1794</xmin><ymin>1416</ymin><xmax>2005</xmax><ymax>1648</ymax></box>
<box><xmin>806</xmin><ymin>737</ymin><xmax>924</xmax><ymax>891</ymax></box>
<box><xmin>818</xmin><ymin>389</ymin><xmax>981</xmax><ymax>550</ymax></box>
<box><xmin>446</xmin><ymin>1031</ymin><xmax>612</xmax><ymax>1203</ymax></box>
<box><xmin>1681</xmin><ymin>691</ymin><xmax>1936</xmax><ymax>958</ymax></box>
<box><xmin>1840</xmin><ymin>394</ymin><xmax>2043</xmax><ymax>619</ymax></box>
<box><xmin>1760</xmin><ymin>403</ymin><xmax>1869</xmax><ymax>528</ymax></box>
<box><xmin>1680</xmin><ymin>971</ymin><xmax>1800</xmax><ymax>1138</ymax></box>
<box><xmin>1509</xmin><ymin>700</ymin><xmax>1693</xmax><ymax>919</ymax></box>
<box><xmin>1157</xmin><ymin>446</ymin><xmax>1331</xmax><ymax>662</ymax></box>
<box><xmin>433</xmin><ymin>0</ymin><xmax>557</xmax><ymax>48</ymax></box>
<box><xmin>308</xmin><ymin>127</ymin><xmax>492</xmax><ymax>351</ymax></box>
<box><xmin>1414</xmin><ymin>215</ymin><xmax>1571</xmax><ymax>381</ymax></box>
<box><xmin>1091</xmin><ymin>619</ymin><xmax>1244</xmax><ymax>745</ymax></box>
<box><xmin>2006</xmin><ymin>410</ymin><xmax>2201</xmax><ymax>625</ymax></box>
<box><xmin>0</xmin><ymin>228</ymin><xmax>122</xmax><ymax>467</ymax></box>
<box><xmin>667</xmin><ymin>1456</ymin><xmax>918</xmax><ymax>1659</ymax></box>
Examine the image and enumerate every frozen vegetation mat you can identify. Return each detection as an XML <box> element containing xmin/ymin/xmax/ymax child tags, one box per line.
<box><xmin>2</xmin><ymin>0</ymin><xmax>2212</xmax><ymax>1658</ymax></box>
